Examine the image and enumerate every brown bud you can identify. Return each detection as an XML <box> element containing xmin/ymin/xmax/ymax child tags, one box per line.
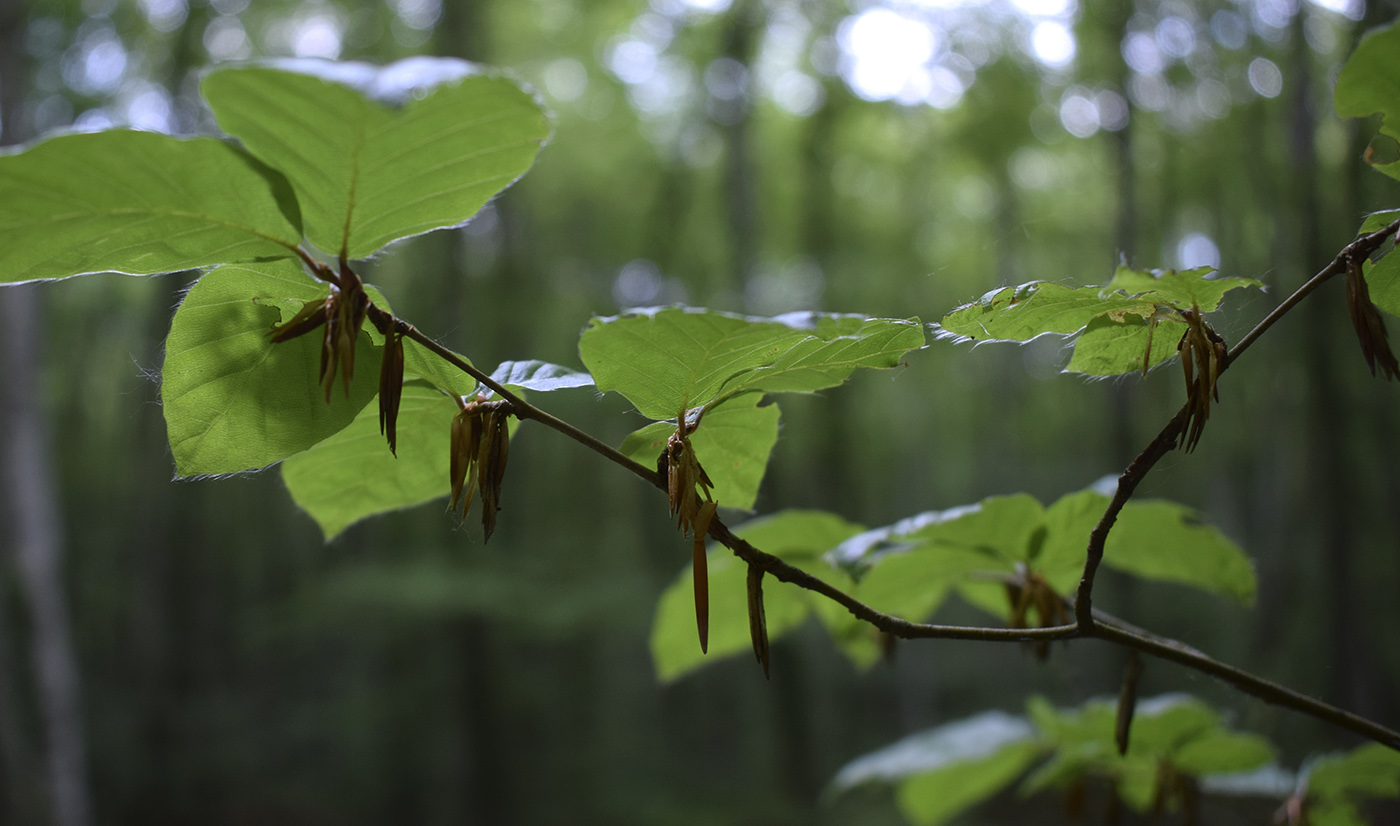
<box><xmin>1345</xmin><ymin>259</ymin><xmax>1400</xmax><ymax>381</ymax></box>
<box><xmin>378</xmin><ymin>327</ymin><xmax>405</xmax><ymax>455</ymax></box>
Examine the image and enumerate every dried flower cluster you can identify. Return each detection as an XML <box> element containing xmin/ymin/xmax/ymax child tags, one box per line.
<box><xmin>1177</xmin><ymin>307</ymin><xmax>1227</xmax><ymax>452</ymax></box>
<box><xmin>269</xmin><ymin>261</ymin><xmax>370</xmax><ymax>404</ymax></box>
<box><xmin>1344</xmin><ymin>257</ymin><xmax>1400</xmax><ymax>381</ymax></box>
<box><xmin>661</xmin><ymin>417</ymin><xmax>717</xmax><ymax>653</ymax></box>
<box><xmin>1004</xmin><ymin>564</ymin><xmax>1068</xmax><ymax>660</ymax></box>
<box><xmin>450</xmin><ymin>396</ymin><xmax>512</xmax><ymax>541</ymax></box>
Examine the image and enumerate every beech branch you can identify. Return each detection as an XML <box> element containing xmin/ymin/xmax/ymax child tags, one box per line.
<box><xmin>359</xmin><ymin>217</ymin><xmax>1400</xmax><ymax>752</ymax></box>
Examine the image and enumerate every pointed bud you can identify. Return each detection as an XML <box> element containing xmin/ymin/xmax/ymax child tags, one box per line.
<box><xmin>378</xmin><ymin>328</ymin><xmax>405</xmax><ymax>455</ymax></box>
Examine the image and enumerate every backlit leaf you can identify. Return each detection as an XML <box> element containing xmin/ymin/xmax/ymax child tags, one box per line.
<box><xmin>203</xmin><ymin>58</ymin><xmax>548</xmax><ymax>259</ymax></box>
<box><xmin>281</xmin><ymin>381</ymin><xmax>457</xmax><ymax>539</ymax></box>
<box><xmin>0</xmin><ymin>130</ymin><xmax>300</xmax><ymax>283</ymax></box>
<box><xmin>162</xmin><ymin>260</ymin><xmax>380</xmax><ymax>477</ymax></box>
<box><xmin>620</xmin><ymin>395</ymin><xmax>779</xmax><ymax>510</ymax></box>
<box><xmin>1335</xmin><ymin>21</ymin><xmax>1400</xmax><ymax>182</ymax></box>
<box><xmin>579</xmin><ymin>306</ymin><xmax>923</xmax><ymax>420</ymax></box>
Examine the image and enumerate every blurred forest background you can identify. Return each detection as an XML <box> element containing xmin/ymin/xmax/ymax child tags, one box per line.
<box><xmin>0</xmin><ymin>0</ymin><xmax>1398</xmax><ymax>823</ymax></box>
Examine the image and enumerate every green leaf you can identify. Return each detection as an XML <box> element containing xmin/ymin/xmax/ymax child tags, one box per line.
<box><xmin>649</xmin><ymin>510</ymin><xmax>860</xmax><ymax>680</ymax></box>
<box><xmin>1064</xmin><ymin>314</ymin><xmax>1186</xmax><ymax>376</ymax></box>
<box><xmin>579</xmin><ymin>307</ymin><xmax>923</xmax><ymax>420</ymax></box>
<box><xmin>1310</xmin><ymin>801</ymin><xmax>1368</xmax><ymax>826</ymax></box>
<box><xmin>939</xmin><ymin>271</ymin><xmax>1260</xmax><ymax>377</ymax></box>
<box><xmin>1104</xmin><ymin>499</ymin><xmax>1256</xmax><ymax>605</ymax></box>
<box><xmin>1125</xmin><ymin>694</ymin><xmax>1220</xmax><ymax>755</ymax></box>
<box><xmin>830</xmin><ymin>494</ymin><xmax>1045</xmax><ymax>575</ymax></box>
<box><xmin>1103</xmin><ymin>266</ymin><xmax>1263</xmax><ymax>313</ymax></box>
<box><xmin>0</xmin><ymin>130</ymin><xmax>300</xmax><ymax>283</ymax></box>
<box><xmin>830</xmin><ymin>711</ymin><xmax>1040</xmax><ymax>826</ymax></box>
<box><xmin>1335</xmin><ymin>21</ymin><xmax>1400</xmax><ymax>182</ymax></box>
<box><xmin>649</xmin><ymin>548</ymin><xmax>809</xmax><ymax>682</ymax></box>
<box><xmin>1308</xmin><ymin>744</ymin><xmax>1400</xmax><ymax>800</ymax></box>
<box><xmin>489</xmin><ymin>360</ymin><xmax>594</xmax><ymax>392</ymax></box>
<box><xmin>162</xmin><ymin>260</ymin><xmax>380</xmax><ymax>477</ymax></box>
<box><xmin>1359</xmin><ymin>210</ymin><xmax>1400</xmax><ymax>319</ymax></box>
<box><xmin>832</xmin><ymin>710</ymin><xmax>1036</xmax><ymax>788</ymax></box>
<box><xmin>620</xmin><ymin>395</ymin><xmax>780</xmax><ymax>510</ymax></box>
<box><xmin>202</xmin><ymin>58</ymin><xmax>549</xmax><ymax>259</ymax></box>
<box><xmin>939</xmin><ymin>282</ymin><xmax>1157</xmax><ymax>342</ymax></box>
<box><xmin>281</xmin><ymin>381</ymin><xmax>456</xmax><ymax>540</ymax></box>
<box><xmin>1037</xmin><ymin>489</ymin><xmax>1255</xmax><ymax>604</ymax></box>
<box><xmin>1173</xmin><ymin>731</ymin><xmax>1275</xmax><ymax>776</ymax></box>
<box><xmin>721</xmin><ymin>509</ymin><xmax>865</xmax><ymax>558</ymax></box>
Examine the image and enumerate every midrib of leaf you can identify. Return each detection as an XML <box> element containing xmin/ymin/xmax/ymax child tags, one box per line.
<box><xmin>340</xmin><ymin>116</ymin><xmax>371</xmax><ymax>257</ymax></box>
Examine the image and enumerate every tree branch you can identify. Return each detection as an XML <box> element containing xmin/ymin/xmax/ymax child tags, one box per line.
<box><xmin>366</xmin><ymin>220</ymin><xmax>1400</xmax><ymax>751</ymax></box>
<box><xmin>1073</xmin><ymin>218</ymin><xmax>1400</xmax><ymax>629</ymax></box>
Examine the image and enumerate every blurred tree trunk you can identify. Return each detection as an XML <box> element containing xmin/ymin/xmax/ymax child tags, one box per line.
<box><xmin>720</xmin><ymin>0</ymin><xmax>761</xmax><ymax>293</ymax></box>
<box><xmin>0</xmin><ymin>2</ymin><xmax>94</xmax><ymax>825</ymax></box>
<box><xmin>1290</xmin><ymin>11</ymin><xmax>1375</xmax><ymax>717</ymax></box>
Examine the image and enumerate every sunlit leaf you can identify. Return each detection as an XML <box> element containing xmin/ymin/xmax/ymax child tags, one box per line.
<box><xmin>281</xmin><ymin>381</ymin><xmax>457</xmax><ymax>539</ymax></box>
<box><xmin>1103</xmin><ymin>266</ymin><xmax>1263</xmax><ymax>313</ymax></box>
<box><xmin>579</xmin><ymin>306</ymin><xmax>923</xmax><ymax>420</ymax></box>
<box><xmin>939</xmin><ymin>271</ymin><xmax>1260</xmax><ymax>377</ymax></box>
<box><xmin>939</xmin><ymin>282</ymin><xmax>1156</xmax><ymax>342</ymax></box>
<box><xmin>162</xmin><ymin>260</ymin><xmax>379</xmax><ymax>477</ymax></box>
<box><xmin>1335</xmin><ymin>21</ymin><xmax>1400</xmax><ymax>182</ymax></box>
<box><xmin>1064</xmin><ymin>314</ymin><xmax>1186</xmax><ymax>376</ymax></box>
<box><xmin>620</xmin><ymin>395</ymin><xmax>779</xmax><ymax>510</ymax></box>
<box><xmin>0</xmin><ymin>130</ymin><xmax>300</xmax><ymax>283</ymax></box>
<box><xmin>203</xmin><ymin>58</ymin><xmax>548</xmax><ymax>259</ymax></box>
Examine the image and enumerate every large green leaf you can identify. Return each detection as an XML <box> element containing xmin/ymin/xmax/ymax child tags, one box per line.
<box><xmin>162</xmin><ymin>260</ymin><xmax>379</xmax><ymax>476</ymax></box>
<box><xmin>579</xmin><ymin>307</ymin><xmax>924</xmax><ymax>420</ymax></box>
<box><xmin>1335</xmin><ymin>20</ymin><xmax>1400</xmax><ymax>182</ymax></box>
<box><xmin>620</xmin><ymin>395</ymin><xmax>780</xmax><ymax>510</ymax></box>
<box><xmin>281</xmin><ymin>381</ymin><xmax>456</xmax><ymax>540</ymax></box>
<box><xmin>0</xmin><ymin>130</ymin><xmax>300</xmax><ymax>283</ymax></box>
<box><xmin>202</xmin><ymin>58</ymin><xmax>548</xmax><ymax>259</ymax></box>
<box><xmin>1102</xmin><ymin>497</ymin><xmax>1256</xmax><ymax>605</ymax></box>
<box><xmin>939</xmin><ymin>270</ymin><xmax>1260</xmax><ymax>376</ymax></box>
